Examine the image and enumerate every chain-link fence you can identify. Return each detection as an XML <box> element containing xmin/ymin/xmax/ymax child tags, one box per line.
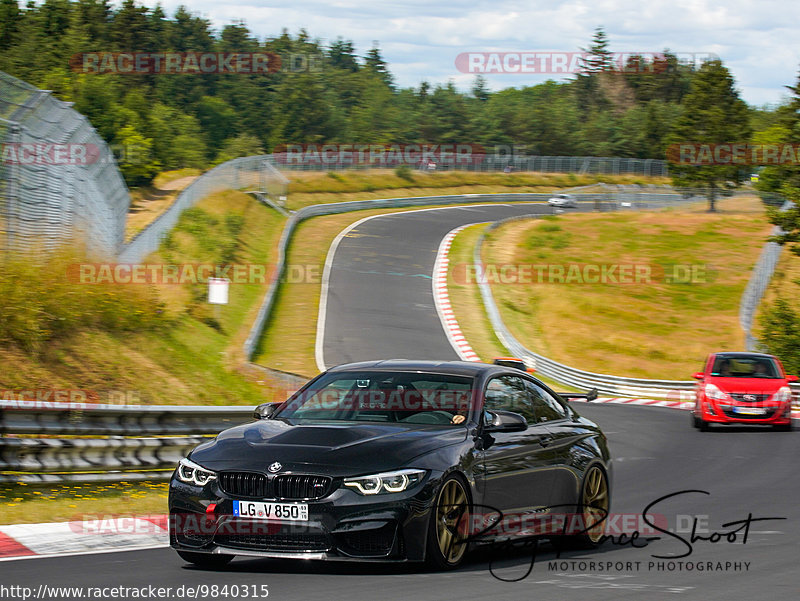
<box><xmin>0</xmin><ymin>71</ymin><xmax>130</xmax><ymax>258</ymax></box>
<box><xmin>119</xmin><ymin>156</ymin><xmax>288</xmax><ymax>263</ymax></box>
<box><xmin>273</xmin><ymin>153</ymin><xmax>669</xmax><ymax>176</ymax></box>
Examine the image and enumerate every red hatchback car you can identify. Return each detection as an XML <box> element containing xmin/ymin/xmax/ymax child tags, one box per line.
<box><xmin>691</xmin><ymin>352</ymin><xmax>797</xmax><ymax>431</ymax></box>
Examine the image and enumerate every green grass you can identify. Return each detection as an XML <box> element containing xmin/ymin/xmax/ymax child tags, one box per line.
<box><xmin>0</xmin><ymin>481</ymin><xmax>169</xmax><ymax>526</ymax></box>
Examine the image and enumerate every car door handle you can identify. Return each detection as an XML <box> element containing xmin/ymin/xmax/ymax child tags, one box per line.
<box><xmin>537</xmin><ymin>435</ymin><xmax>553</xmax><ymax>447</ymax></box>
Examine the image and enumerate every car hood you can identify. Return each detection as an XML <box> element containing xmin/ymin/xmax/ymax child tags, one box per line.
<box><xmin>707</xmin><ymin>377</ymin><xmax>788</xmax><ymax>396</ymax></box>
<box><xmin>188</xmin><ymin>420</ymin><xmax>467</xmax><ymax>476</ymax></box>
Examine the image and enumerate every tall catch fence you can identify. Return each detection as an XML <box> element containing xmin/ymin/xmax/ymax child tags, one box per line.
<box><xmin>0</xmin><ymin>71</ymin><xmax>129</xmax><ymax>257</ymax></box>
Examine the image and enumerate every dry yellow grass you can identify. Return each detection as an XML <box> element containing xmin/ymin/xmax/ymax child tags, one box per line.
<box><xmin>474</xmin><ymin>195</ymin><xmax>773</xmax><ymax>380</ymax></box>
<box><xmin>0</xmin><ymin>481</ymin><xmax>169</xmax><ymax>526</ymax></box>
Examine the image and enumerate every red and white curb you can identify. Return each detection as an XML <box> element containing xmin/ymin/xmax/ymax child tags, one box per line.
<box><xmin>578</xmin><ymin>397</ymin><xmax>800</xmax><ymax>419</ymax></box>
<box><xmin>0</xmin><ymin>515</ymin><xmax>168</xmax><ymax>560</ymax></box>
<box><xmin>578</xmin><ymin>397</ymin><xmax>694</xmax><ymax>410</ymax></box>
<box><xmin>432</xmin><ymin>224</ymin><xmax>483</xmax><ymax>362</ymax></box>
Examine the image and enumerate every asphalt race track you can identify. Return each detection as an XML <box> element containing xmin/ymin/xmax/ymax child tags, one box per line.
<box><xmin>317</xmin><ymin>202</ymin><xmax>556</xmax><ymax>368</ymax></box>
<box><xmin>2</xmin><ymin>404</ymin><xmax>797</xmax><ymax>600</ymax></box>
<box><xmin>3</xmin><ymin>202</ymin><xmax>798</xmax><ymax>600</ymax></box>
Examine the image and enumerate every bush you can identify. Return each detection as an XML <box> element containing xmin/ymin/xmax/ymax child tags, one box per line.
<box><xmin>394</xmin><ymin>165</ymin><xmax>415</xmax><ymax>182</ymax></box>
<box><xmin>0</xmin><ymin>246</ymin><xmax>165</xmax><ymax>354</ymax></box>
<box><xmin>758</xmin><ymin>298</ymin><xmax>800</xmax><ymax>375</ymax></box>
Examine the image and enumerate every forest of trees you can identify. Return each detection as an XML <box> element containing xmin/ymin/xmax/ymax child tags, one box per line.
<box><xmin>1</xmin><ymin>1</ymin><xmax>789</xmax><ymax>188</ymax></box>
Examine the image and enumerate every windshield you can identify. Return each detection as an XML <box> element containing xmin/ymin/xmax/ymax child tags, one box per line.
<box><xmin>276</xmin><ymin>371</ymin><xmax>475</xmax><ymax>425</ymax></box>
<box><xmin>711</xmin><ymin>356</ymin><xmax>781</xmax><ymax>378</ymax></box>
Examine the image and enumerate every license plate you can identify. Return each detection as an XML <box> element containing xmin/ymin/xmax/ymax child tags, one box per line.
<box><xmin>233</xmin><ymin>500</ymin><xmax>309</xmax><ymax>521</ymax></box>
<box><xmin>733</xmin><ymin>406</ymin><xmax>766</xmax><ymax>415</ymax></box>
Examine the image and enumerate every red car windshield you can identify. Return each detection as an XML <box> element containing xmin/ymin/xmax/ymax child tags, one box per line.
<box><xmin>710</xmin><ymin>356</ymin><xmax>781</xmax><ymax>378</ymax></box>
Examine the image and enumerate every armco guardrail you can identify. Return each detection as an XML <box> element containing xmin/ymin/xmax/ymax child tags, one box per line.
<box><xmin>119</xmin><ymin>156</ymin><xmax>287</xmax><ymax>263</ymax></box>
<box><xmin>740</xmin><ymin>199</ymin><xmax>794</xmax><ymax>350</ymax></box>
<box><xmin>0</xmin><ymin>400</ymin><xmax>254</xmax><ymax>483</ymax></box>
<box><xmin>242</xmin><ymin>190</ymin><xmax>645</xmax><ymax>360</ymax></box>
<box><xmin>0</xmin><ymin>400</ymin><xmax>253</xmax><ymax>436</ymax></box>
<box><xmin>472</xmin><ymin>214</ymin><xmax>696</xmax><ymax>400</ymax></box>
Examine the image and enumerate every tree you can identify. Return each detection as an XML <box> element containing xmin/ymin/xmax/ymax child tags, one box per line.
<box><xmin>114</xmin><ymin>124</ymin><xmax>160</xmax><ymax>185</ymax></box>
<box><xmin>214</xmin><ymin>133</ymin><xmax>263</xmax><ymax>164</ymax></box>
<box><xmin>364</xmin><ymin>42</ymin><xmax>393</xmax><ymax>87</ymax></box>
<box><xmin>328</xmin><ymin>38</ymin><xmax>358</xmax><ymax>72</ymax></box>
<box><xmin>0</xmin><ymin>0</ymin><xmax>21</xmax><ymax>50</ymax></box>
<box><xmin>579</xmin><ymin>26</ymin><xmax>614</xmax><ymax>74</ymax></box>
<box><xmin>666</xmin><ymin>60</ymin><xmax>751</xmax><ymax>211</ymax></box>
<box><xmin>759</xmin><ymin>299</ymin><xmax>800</xmax><ymax>375</ymax></box>
<box><xmin>471</xmin><ymin>75</ymin><xmax>489</xmax><ymax>102</ymax></box>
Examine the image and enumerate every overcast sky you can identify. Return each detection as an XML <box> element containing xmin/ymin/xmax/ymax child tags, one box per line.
<box><xmin>142</xmin><ymin>0</ymin><xmax>800</xmax><ymax>106</ymax></box>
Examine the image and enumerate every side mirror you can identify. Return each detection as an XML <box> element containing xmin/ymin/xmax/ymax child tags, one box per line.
<box><xmin>786</xmin><ymin>375</ymin><xmax>798</xmax><ymax>383</ymax></box>
<box><xmin>484</xmin><ymin>410</ymin><xmax>527</xmax><ymax>433</ymax></box>
<box><xmin>692</xmin><ymin>372</ymin><xmax>705</xmax><ymax>380</ymax></box>
<box><xmin>585</xmin><ymin>388</ymin><xmax>598</xmax><ymax>401</ymax></box>
<box><xmin>253</xmin><ymin>402</ymin><xmax>279</xmax><ymax>420</ymax></box>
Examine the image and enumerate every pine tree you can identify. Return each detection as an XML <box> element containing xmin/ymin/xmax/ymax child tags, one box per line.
<box><xmin>579</xmin><ymin>26</ymin><xmax>614</xmax><ymax>74</ymax></box>
<box><xmin>0</xmin><ymin>0</ymin><xmax>21</xmax><ymax>50</ymax></box>
<box><xmin>364</xmin><ymin>42</ymin><xmax>393</xmax><ymax>88</ymax></box>
<box><xmin>666</xmin><ymin>59</ymin><xmax>751</xmax><ymax>211</ymax></box>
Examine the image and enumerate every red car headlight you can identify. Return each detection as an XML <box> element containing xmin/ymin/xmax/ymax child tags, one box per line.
<box><xmin>705</xmin><ymin>383</ymin><xmax>729</xmax><ymax>401</ymax></box>
<box><xmin>772</xmin><ymin>386</ymin><xmax>792</xmax><ymax>404</ymax></box>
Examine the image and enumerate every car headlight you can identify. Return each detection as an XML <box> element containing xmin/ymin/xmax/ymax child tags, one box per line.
<box><xmin>176</xmin><ymin>458</ymin><xmax>217</xmax><ymax>486</ymax></box>
<box><xmin>772</xmin><ymin>386</ymin><xmax>792</xmax><ymax>404</ymax></box>
<box><xmin>705</xmin><ymin>383</ymin><xmax>729</xmax><ymax>401</ymax></box>
<box><xmin>344</xmin><ymin>469</ymin><xmax>426</xmax><ymax>495</ymax></box>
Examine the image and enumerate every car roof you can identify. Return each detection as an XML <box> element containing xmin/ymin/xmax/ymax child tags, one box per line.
<box><xmin>712</xmin><ymin>352</ymin><xmax>777</xmax><ymax>360</ymax></box>
<box><xmin>325</xmin><ymin>359</ymin><xmax>507</xmax><ymax>377</ymax></box>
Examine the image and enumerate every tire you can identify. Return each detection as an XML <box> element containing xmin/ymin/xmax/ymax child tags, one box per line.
<box><xmin>691</xmin><ymin>413</ymin><xmax>701</xmax><ymax>429</ymax></box>
<box><xmin>572</xmin><ymin>465</ymin><xmax>610</xmax><ymax>547</ymax></box>
<box><xmin>425</xmin><ymin>474</ymin><xmax>471</xmax><ymax>570</ymax></box>
<box><xmin>177</xmin><ymin>550</ymin><xmax>234</xmax><ymax>569</ymax></box>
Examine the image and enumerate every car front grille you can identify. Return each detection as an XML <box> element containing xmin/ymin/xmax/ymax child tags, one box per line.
<box><xmin>214</xmin><ymin>532</ymin><xmax>330</xmax><ymax>552</ymax></box>
<box><xmin>730</xmin><ymin>394</ymin><xmax>771</xmax><ymax>403</ymax></box>
<box><xmin>722</xmin><ymin>407</ymin><xmax>777</xmax><ymax>419</ymax></box>
<box><xmin>219</xmin><ymin>472</ymin><xmax>269</xmax><ymax>499</ymax></box>
<box><xmin>273</xmin><ymin>475</ymin><xmax>332</xmax><ymax>501</ymax></box>
<box><xmin>218</xmin><ymin>472</ymin><xmax>333</xmax><ymax>500</ymax></box>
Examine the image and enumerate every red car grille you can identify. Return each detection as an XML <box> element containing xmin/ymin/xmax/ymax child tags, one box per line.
<box><xmin>729</xmin><ymin>393</ymin><xmax>771</xmax><ymax>403</ymax></box>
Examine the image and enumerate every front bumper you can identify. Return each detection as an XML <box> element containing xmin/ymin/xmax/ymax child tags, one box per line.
<box><xmin>697</xmin><ymin>398</ymin><xmax>792</xmax><ymax>424</ymax></box>
<box><xmin>168</xmin><ymin>473</ymin><xmax>437</xmax><ymax>562</ymax></box>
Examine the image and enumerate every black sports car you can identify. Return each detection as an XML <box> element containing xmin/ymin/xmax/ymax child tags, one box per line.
<box><xmin>169</xmin><ymin>360</ymin><xmax>612</xmax><ymax>569</ymax></box>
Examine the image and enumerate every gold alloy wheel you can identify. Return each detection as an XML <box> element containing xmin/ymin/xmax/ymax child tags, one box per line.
<box><xmin>435</xmin><ymin>478</ymin><xmax>469</xmax><ymax>564</ymax></box>
<box><xmin>582</xmin><ymin>466</ymin><xmax>609</xmax><ymax>543</ymax></box>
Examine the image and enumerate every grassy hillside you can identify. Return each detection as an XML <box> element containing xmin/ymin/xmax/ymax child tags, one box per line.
<box><xmin>464</xmin><ymin>196</ymin><xmax>773</xmax><ymax>380</ymax></box>
<box><xmin>0</xmin><ymin>190</ymin><xmax>285</xmax><ymax>406</ymax></box>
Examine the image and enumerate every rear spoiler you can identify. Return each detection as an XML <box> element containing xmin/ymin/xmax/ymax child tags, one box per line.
<box><xmin>493</xmin><ymin>357</ymin><xmax>535</xmax><ymax>373</ymax></box>
<box><xmin>557</xmin><ymin>388</ymin><xmax>598</xmax><ymax>402</ymax></box>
